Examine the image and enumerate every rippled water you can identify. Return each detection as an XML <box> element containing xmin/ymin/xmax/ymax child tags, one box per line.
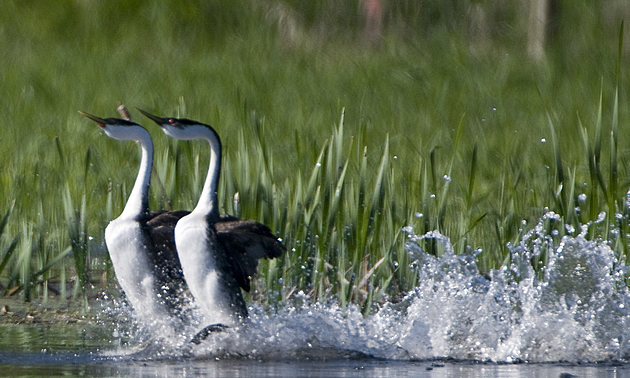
<box><xmin>0</xmin><ymin>356</ymin><xmax>627</xmax><ymax>377</ymax></box>
<box><xmin>2</xmin><ymin>212</ymin><xmax>630</xmax><ymax>375</ymax></box>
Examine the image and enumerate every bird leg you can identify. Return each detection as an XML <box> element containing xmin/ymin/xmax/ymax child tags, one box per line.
<box><xmin>190</xmin><ymin>323</ymin><xmax>229</xmax><ymax>344</ymax></box>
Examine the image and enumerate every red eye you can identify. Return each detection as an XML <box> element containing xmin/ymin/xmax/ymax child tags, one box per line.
<box><xmin>169</xmin><ymin>119</ymin><xmax>176</xmax><ymax>124</ymax></box>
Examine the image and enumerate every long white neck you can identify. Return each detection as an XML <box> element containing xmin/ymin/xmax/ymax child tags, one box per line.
<box><xmin>194</xmin><ymin>129</ymin><xmax>222</xmax><ymax>220</ymax></box>
<box><xmin>120</xmin><ymin>133</ymin><xmax>153</xmax><ymax>219</ymax></box>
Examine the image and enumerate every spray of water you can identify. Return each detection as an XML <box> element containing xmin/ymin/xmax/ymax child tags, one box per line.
<box><xmin>102</xmin><ymin>211</ymin><xmax>630</xmax><ymax>363</ymax></box>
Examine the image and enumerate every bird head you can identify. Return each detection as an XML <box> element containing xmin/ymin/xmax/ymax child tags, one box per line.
<box><xmin>136</xmin><ymin>108</ymin><xmax>218</xmax><ymax>142</ymax></box>
<box><xmin>79</xmin><ymin>111</ymin><xmax>148</xmax><ymax>142</ymax></box>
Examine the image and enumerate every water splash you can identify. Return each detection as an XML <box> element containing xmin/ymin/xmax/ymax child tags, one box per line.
<box><xmin>395</xmin><ymin>213</ymin><xmax>630</xmax><ymax>362</ymax></box>
<box><xmin>103</xmin><ymin>212</ymin><xmax>630</xmax><ymax>363</ymax></box>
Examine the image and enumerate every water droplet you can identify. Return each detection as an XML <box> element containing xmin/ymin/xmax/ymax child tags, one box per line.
<box><xmin>541</xmin><ymin>138</ymin><xmax>546</xmax><ymax>143</ymax></box>
<box><xmin>430</xmin><ymin>194</ymin><xmax>436</xmax><ymax>199</ymax></box>
<box><xmin>578</xmin><ymin>193</ymin><xmax>586</xmax><ymax>202</ymax></box>
<box><xmin>315</xmin><ymin>163</ymin><xmax>321</xmax><ymax>168</ymax></box>
<box><xmin>620</xmin><ymin>304</ymin><xmax>625</xmax><ymax>309</ymax></box>
<box><xmin>551</xmin><ymin>229</ymin><xmax>558</xmax><ymax>236</ymax></box>
<box><xmin>414</xmin><ymin>212</ymin><xmax>423</xmax><ymax>218</ymax></box>
<box><xmin>443</xmin><ymin>175</ymin><xmax>451</xmax><ymax>182</ymax></box>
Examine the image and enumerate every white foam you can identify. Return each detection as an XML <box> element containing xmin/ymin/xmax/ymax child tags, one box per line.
<box><xmin>103</xmin><ymin>212</ymin><xmax>630</xmax><ymax>363</ymax></box>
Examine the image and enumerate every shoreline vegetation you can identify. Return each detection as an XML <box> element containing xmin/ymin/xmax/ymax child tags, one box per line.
<box><xmin>1</xmin><ymin>2</ymin><xmax>629</xmax><ymax>320</ymax></box>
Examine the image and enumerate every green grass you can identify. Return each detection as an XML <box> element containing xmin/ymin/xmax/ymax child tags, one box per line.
<box><xmin>0</xmin><ymin>2</ymin><xmax>629</xmax><ymax>312</ymax></box>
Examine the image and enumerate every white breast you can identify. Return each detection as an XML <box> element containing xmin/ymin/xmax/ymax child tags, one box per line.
<box><xmin>105</xmin><ymin>217</ymin><xmax>166</xmax><ymax>321</ymax></box>
<box><xmin>174</xmin><ymin>214</ymin><xmax>237</xmax><ymax>326</ymax></box>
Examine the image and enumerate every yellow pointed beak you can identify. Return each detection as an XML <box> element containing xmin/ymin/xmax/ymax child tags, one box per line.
<box><xmin>136</xmin><ymin>108</ymin><xmax>166</xmax><ymax>126</ymax></box>
<box><xmin>78</xmin><ymin>111</ymin><xmax>106</xmax><ymax>127</ymax></box>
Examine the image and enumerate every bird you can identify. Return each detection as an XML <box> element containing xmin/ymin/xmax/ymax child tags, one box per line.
<box><xmin>79</xmin><ymin>111</ymin><xmax>190</xmax><ymax>322</ymax></box>
<box><xmin>137</xmin><ymin>108</ymin><xmax>285</xmax><ymax>340</ymax></box>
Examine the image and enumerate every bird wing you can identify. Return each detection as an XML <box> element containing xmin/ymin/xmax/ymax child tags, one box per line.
<box><xmin>144</xmin><ymin>210</ymin><xmax>191</xmax><ymax>282</ymax></box>
<box><xmin>215</xmin><ymin>216</ymin><xmax>286</xmax><ymax>292</ymax></box>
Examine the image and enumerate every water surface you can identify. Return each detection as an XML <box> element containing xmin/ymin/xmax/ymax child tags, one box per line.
<box><xmin>2</xmin><ymin>212</ymin><xmax>630</xmax><ymax>375</ymax></box>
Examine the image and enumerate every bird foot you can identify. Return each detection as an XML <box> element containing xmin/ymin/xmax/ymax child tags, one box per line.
<box><xmin>190</xmin><ymin>323</ymin><xmax>229</xmax><ymax>344</ymax></box>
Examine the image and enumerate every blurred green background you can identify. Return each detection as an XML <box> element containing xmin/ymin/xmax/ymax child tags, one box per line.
<box><xmin>0</xmin><ymin>1</ymin><xmax>628</xmax><ymax>311</ymax></box>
